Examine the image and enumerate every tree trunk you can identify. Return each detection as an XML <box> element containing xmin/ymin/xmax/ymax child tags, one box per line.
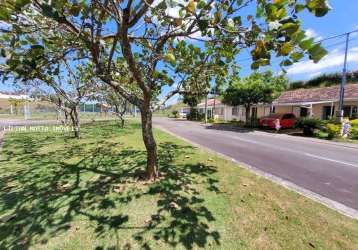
<box><xmin>245</xmin><ymin>105</ymin><xmax>251</xmax><ymax>126</ymax></box>
<box><xmin>141</xmin><ymin>103</ymin><xmax>159</xmax><ymax>180</ymax></box>
<box><xmin>70</xmin><ymin>106</ymin><xmax>80</xmax><ymax>138</ymax></box>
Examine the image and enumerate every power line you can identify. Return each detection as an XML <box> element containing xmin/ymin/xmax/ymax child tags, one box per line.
<box><xmin>235</xmin><ymin>29</ymin><xmax>358</xmax><ymax>64</ymax></box>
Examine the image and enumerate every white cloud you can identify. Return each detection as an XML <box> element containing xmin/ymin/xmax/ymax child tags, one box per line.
<box><xmin>309</xmin><ymin>71</ymin><xmax>322</xmax><ymax>78</ymax></box>
<box><xmin>287</xmin><ymin>46</ymin><xmax>358</xmax><ymax>75</ymax></box>
<box><xmin>305</xmin><ymin>28</ymin><xmax>323</xmax><ymax>41</ymax></box>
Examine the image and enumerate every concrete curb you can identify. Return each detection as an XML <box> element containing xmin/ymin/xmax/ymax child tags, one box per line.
<box><xmin>155</xmin><ymin>124</ymin><xmax>358</xmax><ymax>220</ymax></box>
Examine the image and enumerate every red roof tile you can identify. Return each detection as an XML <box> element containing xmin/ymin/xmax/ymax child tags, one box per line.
<box><xmin>198</xmin><ymin>98</ymin><xmax>221</xmax><ymax>107</ymax></box>
<box><xmin>275</xmin><ymin>84</ymin><xmax>358</xmax><ymax>104</ymax></box>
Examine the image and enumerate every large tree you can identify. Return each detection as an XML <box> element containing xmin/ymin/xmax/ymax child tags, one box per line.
<box><xmin>0</xmin><ymin>0</ymin><xmax>329</xmax><ymax>179</ymax></box>
<box><xmin>222</xmin><ymin>71</ymin><xmax>288</xmax><ymax>123</ymax></box>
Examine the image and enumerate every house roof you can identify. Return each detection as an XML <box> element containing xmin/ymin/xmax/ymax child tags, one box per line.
<box><xmin>274</xmin><ymin>84</ymin><xmax>358</xmax><ymax>104</ymax></box>
<box><xmin>197</xmin><ymin>98</ymin><xmax>222</xmax><ymax>107</ymax></box>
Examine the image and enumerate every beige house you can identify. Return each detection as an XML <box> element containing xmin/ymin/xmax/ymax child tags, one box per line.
<box><xmin>255</xmin><ymin>84</ymin><xmax>358</xmax><ymax>120</ymax></box>
<box><xmin>181</xmin><ymin>84</ymin><xmax>358</xmax><ymax>122</ymax></box>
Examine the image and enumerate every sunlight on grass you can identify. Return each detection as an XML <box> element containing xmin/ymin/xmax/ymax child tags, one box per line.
<box><xmin>0</xmin><ymin>121</ymin><xmax>357</xmax><ymax>249</ymax></box>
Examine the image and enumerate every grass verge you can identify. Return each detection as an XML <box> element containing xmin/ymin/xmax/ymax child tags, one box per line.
<box><xmin>0</xmin><ymin>121</ymin><xmax>358</xmax><ymax>249</ymax></box>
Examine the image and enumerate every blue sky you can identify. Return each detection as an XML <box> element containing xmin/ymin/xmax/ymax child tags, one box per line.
<box><xmin>238</xmin><ymin>0</ymin><xmax>358</xmax><ymax>81</ymax></box>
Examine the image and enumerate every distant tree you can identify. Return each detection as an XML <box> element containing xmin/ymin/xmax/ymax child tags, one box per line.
<box><xmin>22</xmin><ymin>61</ymin><xmax>97</xmax><ymax>138</ymax></box>
<box><xmin>222</xmin><ymin>71</ymin><xmax>288</xmax><ymax>124</ymax></box>
<box><xmin>95</xmin><ymin>86</ymin><xmax>129</xmax><ymax>128</ymax></box>
<box><xmin>8</xmin><ymin>98</ymin><xmax>25</xmax><ymax>115</ymax></box>
<box><xmin>289</xmin><ymin>70</ymin><xmax>358</xmax><ymax>90</ymax></box>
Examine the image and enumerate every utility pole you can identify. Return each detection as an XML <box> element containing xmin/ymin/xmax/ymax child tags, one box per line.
<box><xmin>337</xmin><ymin>32</ymin><xmax>350</xmax><ymax>121</ymax></box>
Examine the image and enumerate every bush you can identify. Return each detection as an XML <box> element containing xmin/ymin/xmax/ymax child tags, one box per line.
<box><xmin>295</xmin><ymin>117</ymin><xmax>323</xmax><ymax>136</ymax></box>
<box><xmin>186</xmin><ymin>109</ymin><xmax>204</xmax><ymax>121</ymax></box>
<box><xmin>171</xmin><ymin>110</ymin><xmax>179</xmax><ymax>118</ymax></box>
<box><xmin>351</xmin><ymin>119</ymin><xmax>358</xmax><ymax>127</ymax></box>
<box><xmin>207</xmin><ymin>118</ymin><xmax>215</xmax><ymax>123</ymax></box>
<box><xmin>350</xmin><ymin>127</ymin><xmax>358</xmax><ymax>139</ymax></box>
<box><xmin>326</xmin><ymin>123</ymin><xmax>341</xmax><ymax>139</ymax></box>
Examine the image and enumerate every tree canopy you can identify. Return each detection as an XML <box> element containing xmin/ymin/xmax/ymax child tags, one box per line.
<box><xmin>0</xmin><ymin>0</ymin><xmax>331</xmax><ymax>179</ymax></box>
<box><xmin>222</xmin><ymin>71</ymin><xmax>288</xmax><ymax>122</ymax></box>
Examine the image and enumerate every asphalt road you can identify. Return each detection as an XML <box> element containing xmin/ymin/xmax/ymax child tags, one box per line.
<box><xmin>154</xmin><ymin>117</ymin><xmax>358</xmax><ymax>212</ymax></box>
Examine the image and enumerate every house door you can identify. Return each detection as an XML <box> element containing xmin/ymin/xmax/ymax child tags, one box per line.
<box><xmin>207</xmin><ymin>109</ymin><xmax>212</xmax><ymax>119</ymax></box>
<box><xmin>322</xmin><ymin>106</ymin><xmax>334</xmax><ymax>120</ymax></box>
<box><xmin>300</xmin><ymin>107</ymin><xmax>308</xmax><ymax>117</ymax></box>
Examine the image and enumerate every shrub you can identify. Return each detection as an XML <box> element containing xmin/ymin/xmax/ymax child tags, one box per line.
<box><xmin>186</xmin><ymin>109</ymin><xmax>204</xmax><ymax>121</ymax></box>
<box><xmin>171</xmin><ymin>110</ymin><xmax>179</xmax><ymax>118</ymax></box>
<box><xmin>207</xmin><ymin>118</ymin><xmax>215</xmax><ymax>123</ymax></box>
<box><xmin>350</xmin><ymin>127</ymin><xmax>358</xmax><ymax>139</ymax></box>
<box><xmin>326</xmin><ymin>123</ymin><xmax>341</xmax><ymax>139</ymax></box>
<box><xmin>351</xmin><ymin>119</ymin><xmax>358</xmax><ymax>127</ymax></box>
<box><xmin>295</xmin><ymin>117</ymin><xmax>323</xmax><ymax>136</ymax></box>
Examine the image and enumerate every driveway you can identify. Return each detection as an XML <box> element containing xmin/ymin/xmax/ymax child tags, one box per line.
<box><xmin>154</xmin><ymin>117</ymin><xmax>358</xmax><ymax>215</ymax></box>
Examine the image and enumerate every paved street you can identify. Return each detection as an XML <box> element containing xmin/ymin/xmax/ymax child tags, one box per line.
<box><xmin>154</xmin><ymin>117</ymin><xmax>358</xmax><ymax>213</ymax></box>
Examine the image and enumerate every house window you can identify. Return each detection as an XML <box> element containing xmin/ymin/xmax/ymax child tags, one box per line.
<box><xmin>322</xmin><ymin>106</ymin><xmax>334</xmax><ymax>120</ymax></box>
<box><xmin>232</xmin><ymin>106</ymin><xmax>239</xmax><ymax>116</ymax></box>
<box><xmin>343</xmin><ymin>106</ymin><xmax>351</xmax><ymax>118</ymax></box>
<box><xmin>300</xmin><ymin>107</ymin><xmax>309</xmax><ymax>117</ymax></box>
<box><xmin>342</xmin><ymin>106</ymin><xmax>358</xmax><ymax>119</ymax></box>
<box><xmin>352</xmin><ymin>106</ymin><xmax>358</xmax><ymax>119</ymax></box>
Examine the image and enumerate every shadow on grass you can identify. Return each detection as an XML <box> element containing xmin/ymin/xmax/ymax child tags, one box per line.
<box><xmin>0</xmin><ymin>123</ymin><xmax>221</xmax><ymax>249</ymax></box>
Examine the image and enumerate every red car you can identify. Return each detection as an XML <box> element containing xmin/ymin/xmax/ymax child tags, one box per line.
<box><xmin>259</xmin><ymin>113</ymin><xmax>297</xmax><ymax>129</ymax></box>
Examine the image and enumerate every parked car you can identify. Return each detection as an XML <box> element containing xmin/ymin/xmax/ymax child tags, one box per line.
<box><xmin>259</xmin><ymin>113</ymin><xmax>297</xmax><ymax>129</ymax></box>
<box><xmin>179</xmin><ymin>111</ymin><xmax>188</xmax><ymax>118</ymax></box>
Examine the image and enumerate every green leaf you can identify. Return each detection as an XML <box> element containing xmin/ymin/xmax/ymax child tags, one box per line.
<box><xmin>299</xmin><ymin>38</ymin><xmax>314</xmax><ymax>50</ymax></box>
<box><xmin>273</xmin><ymin>0</ymin><xmax>287</xmax><ymax>5</ymax></box>
<box><xmin>15</xmin><ymin>0</ymin><xmax>30</xmax><ymax>10</ymax></box>
<box><xmin>280</xmin><ymin>59</ymin><xmax>293</xmax><ymax>66</ymax></box>
<box><xmin>290</xmin><ymin>52</ymin><xmax>304</xmax><ymax>61</ymax></box>
<box><xmin>0</xmin><ymin>48</ymin><xmax>6</xmax><ymax>57</ymax></box>
<box><xmin>251</xmin><ymin>61</ymin><xmax>260</xmax><ymax>70</ymax></box>
<box><xmin>0</xmin><ymin>8</ymin><xmax>11</xmax><ymax>21</ymax></box>
<box><xmin>69</xmin><ymin>4</ymin><xmax>81</xmax><ymax>17</ymax></box>
<box><xmin>164</xmin><ymin>53</ymin><xmax>176</xmax><ymax>66</ymax></box>
<box><xmin>308</xmin><ymin>44</ymin><xmax>327</xmax><ymax>62</ymax></box>
<box><xmin>279</xmin><ymin>42</ymin><xmax>294</xmax><ymax>56</ymax></box>
<box><xmin>198</xmin><ymin>19</ymin><xmax>208</xmax><ymax>31</ymax></box>
<box><xmin>306</xmin><ymin>0</ymin><xmax>331</xmax><ymax>17</ymax></box>
<box><xmin>295</xmin><ymin>4</ymin><xmax>305</xmax><ymax>13</ymax></box>
<box><xmin>280</xmin><ymin>22</ymin><xmax>300</xmax><ymax>34</ymax></box>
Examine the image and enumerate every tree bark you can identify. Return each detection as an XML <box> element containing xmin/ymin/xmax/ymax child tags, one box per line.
<box><xmin>245</xmin><ymin>105</ymin><xmax>251</xmax><ymax>126</ymax></box>
<box><xmin>70</xmin><ymin>105</ymin><xmax>80</xmax><ymax>138</ymax></box>
<box><xmin>140</xmin><ymin>102</ymin><xmax>159</xmax><ymax>180</ymax></box>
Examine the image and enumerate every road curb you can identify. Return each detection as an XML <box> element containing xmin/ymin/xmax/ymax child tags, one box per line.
<box><xmin>155</xmin><ymin>124</ymin><xmax>358</xmax><ymax>220</ymax></box>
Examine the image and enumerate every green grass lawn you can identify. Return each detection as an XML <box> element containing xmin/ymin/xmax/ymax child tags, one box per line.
<box><xmin>1</xmin><ymin>121</ymin><xmax>358</xmax><ymax>249</ymax></box>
